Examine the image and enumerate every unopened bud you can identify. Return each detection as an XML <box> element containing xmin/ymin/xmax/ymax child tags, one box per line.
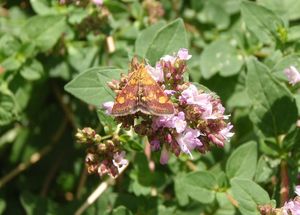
<box><xmin>98</xmin><ymin>143</ymin><xmax>107</xmax><ymax>153</ymax></box>
<box><xmin>82</xmin><ymin>127</ymin><xmax>95</xmax><ymax>137</ymax></box>
<box><xmin>106</xmin><ymin>140</ymin><xmax>114</xmax><ymax>148</ymax></box>
<box><xmin>94</xmin><ymin>134</ymin><xmax>102</xmax><ymax>143</ymax></box>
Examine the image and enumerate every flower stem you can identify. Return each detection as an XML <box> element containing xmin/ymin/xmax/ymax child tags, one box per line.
<box><xmin>0</xmin><ymin>119</ymin><xmax>67</xmax><ymax>188</ymax></box>
<box><xmin>225</xmin><ymin>192</ymin><xmax>239</xmax><ymax>207</ymax></box>
<box><xmin>74</xmin><ymin>162</ymin><xmax>129</xmax><ymax>215</ymax></box>
<box><xmin>280</xmin><ymin>160</ymin><xmax>289</xmax><ymax>206</ymax></box>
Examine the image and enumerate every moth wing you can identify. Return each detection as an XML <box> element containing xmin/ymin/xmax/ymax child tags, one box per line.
<box><xmin>138</xmin><ymin>68</ymin><xmax>174</xmax><ymax>116</ymax></box>
<box><xmin>111</xmin><ymin>71</ymin><xmax>139</xmax><ymax>116</ymax></box>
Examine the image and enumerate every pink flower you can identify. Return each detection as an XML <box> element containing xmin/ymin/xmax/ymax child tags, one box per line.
<box><xmin>208</xmin><ymin>123</ymin><xmax>234</xmax><ymax>147</ymax></box>
<box><xmin>92</xmin><ymin>0</ymin><xmax>103</xmax><ymax>5</ymax></box>
<box><xmin>283</xmin><ymin>201</ymin><xmax>294</xmax><ymax>215</ymax></box>
<box><xmin>290</xmin><ymin>201</ymin><xmax>300</xmax><ymax>215</ymax></box>
<box><xmin>160</xmin><ymin>144</ymin><xmax>169</xmax><ymax>164</ymax></box>
<box><xmin>205</xmin><ymin>103</ymin><xmax>229</xmax><ymax>120</ymax></box>
<box><xmin>160</xmin><ymin>48</ymin><xmax>192</xmax><ymax>63</ymax></box>
<box><xmin>283</xmin><ymin>200</ymin><xmax>300</xmax><ymax>215</ymax></box>
<box><xmin>220</xmin><ymin>123</ymin><xmax>234</xmax><ymax>141</ymax></box>
<box><xmin>177</xmin><ymin>48</ymin><xmax>192</xmax><ymax>60</ymax></box>
<box><xmin>153</xmin><ymin>112</ymin><xmax>187</xmax><ymax>133</ymax></box>
<box><xmin>102</xmin><ymin>101</ymin><xmax>114</xmax><ymax>115</ymax></box>
<box><xmin>180</xmin><ymin>84</ymin><xmax>213</xmax><ymax>117</ymax></box>
<box><xmin>113</xmin><ymin>151</ymin><xmax>128</xmax><ymax>167</ymax></box>
<box><xmin>161</xmin><ymin>55</ymin><xmax>176</xmax><ymax>63</ymax></box>
<box><xmin>175</xmin><ymin>128</ymin><xmax>202</xmax><ymax>158</ymax></box>
<box><xmin>284</xmin><ymin>66</ymin><xmax>300</xmax><ymax>86</ymax></box>
<box><xmin>146</xmin><ymin>64</ymin><xmax>164</xmax><ymax>82</ymax></box>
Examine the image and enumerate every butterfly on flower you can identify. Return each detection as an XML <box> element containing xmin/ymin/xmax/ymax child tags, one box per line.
<box><xmin>111</xmin><ymin>57</ymin><xmax>175</xmax><ymax>116</ymax></box>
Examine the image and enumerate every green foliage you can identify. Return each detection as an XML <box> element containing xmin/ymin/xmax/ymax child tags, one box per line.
<box><xmin>1</xmin><ymin>0</ymin><xmax>300</xmax><ymax>214</ymax></box>
<box><xmin>65</xmin><ymin>67</ymin><xmax>122</xmax><ymax>106</ymax></box>
<box><xmin>246</xmin><ymin>58</ymin><xmax>298</xmax><ymax>137</ymax></box>
<box><xmin>226</xmin><ymin>141</ymin><xmax>257</xmax><ymax>179</ymax></box>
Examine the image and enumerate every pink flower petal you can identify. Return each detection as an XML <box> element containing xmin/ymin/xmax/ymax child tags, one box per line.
<box><xmin>284</xmin><ymin>66</ymin><xmax>300</xmax><ymax>86</ymax></box>
<box><xmin>177</xmin><ymin>48</ymin><xmax>192</xmax><ymax>60</ymax></box>
<box><xmin>102</xmin><ymin>101</ymin><xmax>114</xmax><ymax>114</ymax></box>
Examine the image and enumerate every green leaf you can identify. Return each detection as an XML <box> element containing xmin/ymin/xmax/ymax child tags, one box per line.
<box><xmin>174</xmin><ymin>175</ymin><xmax>189</xmax><ymax>206</ymax></box>
<box><xmin>112</xmin><ymin>206</ymin><xmax>133</xmax><ymax>215</ymax></box>
<box><xmin>257</xmin><ymin>0</ymin><xmax>300</xmax><ymax>21</ymax></box>
<box><xmin>197</xmin><ymin>1</ymin><xmax>230</xmax><ymax>30</ymax></box>
<box><xmin>288</xmin><ymin>26</ymin><xmax>300</xmax><ymax>42</ymax></box>
<box><xmin>0</xmin><ymin>199</ymin><xmax>6</xmax><ymax>214</ymax></box>
<box><xmin>97</xmin><ymin>109</ymin><xmax>116</xmax><ymax>133</ymax></box>
<box><xmin>226</xmin><ymin>141</ymin><xmax>257</xmax><ymax>179</ymax></box>
<box><xmin>30</xmin><ymin>0</ymin><xmax>56</xmax><ymax>15</ymax></box>
<box><xmin>48</xmin><ymin>60</ymin><xmax>70</xmax><ymax>80</ymax></box>
<box><xmin>231</xmin><ymin>178</ymin><xmax>270</xmax><ymax>215</ymax></box>
<box><xmin>271</xmin><ymin>54</ymin><xmax>300</xmax><ymax>80</ymax></box>
<box><xmin>176</xmin><ymin>171</ymin><xmax>217</xmax><ymax>204</ymax></box>
<box><xmin>215</xmin><ymin>192</ymin><xmax>236</xmax><ymax>215</ymax></box>
<box><xmin>282</xmin><ymin>126</ymin><xmax>300</xmax><ymax>151</ymax></box>
<box><xmin>64</xmin><ymin>67</ymin><xmax>122</xmax><ymax>106</ymax></box>
<box><xmin>246</xmin><ymin>58</ymin><xmax>298</xmax><ymax>137</ymax></box>
<box><xmin>145</xmin><ymin>18</ymin><xmax>188</xmax><ymax>65</ymax></box>
<box><xmin>119</xmin><ymin>135</ymin><xmax>144</xmax><ymax>152</ymax></box>
<box><xmin>241</xmin><ymin>1</ymin><xmax>285</xmax><ymax>43</ymax></box>
<box><xmin>135</xmin><ymin>20</ymin><xmax>166</xmax><ymax>57</ymax></box>
<box><xmin>254</xmin><ymin>155</ymin><xmax>273</xmax><ymax>183</ymax></box>
<box><xmin>21</xmin><ymin>15</ymin><xmax>66</xmax><ymax>52</ymax></box>
<box><xmin>67</xmin><ymin>43</ymin><xmax>99</xmax><ymax>73</ymax></box>
<box><xmin>20</xmin><ymin>59</ymin><xmax>44</xmax><ymax>81</ymax></box>
<box><xmin>0</xmin><ymin>84</ymin><xmax>19</xmax><ymax>126</ymax></box>
<box><xmin>0</xmin><ymin>34</ymin><xmax>21</xmax><ymax>58</ymax></box>
<box><xmin>20</xmin><ymin>192</ymin><xmax>48</xmax><ymax>215</ymax></box>
<box><xmin>200</xmin><ymin>39</ymin><xmax>244</xmax><ymax>79</ymax></box>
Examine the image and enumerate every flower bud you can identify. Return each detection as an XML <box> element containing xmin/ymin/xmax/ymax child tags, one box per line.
<box><xmin>94</xmin><ymin>134</ymin><xmax>102</xmax><ymax>143</ymax></box>
<box><xmin>97</xmin><ymin>143</ymin><xmax>107</xmax><ymax>153</ymax></box>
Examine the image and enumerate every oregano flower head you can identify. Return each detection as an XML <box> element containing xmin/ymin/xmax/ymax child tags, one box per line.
<box><xmin>103</xmin><ymin>48</ymin><xmax>234</xmax><ymax>164</ymax></box>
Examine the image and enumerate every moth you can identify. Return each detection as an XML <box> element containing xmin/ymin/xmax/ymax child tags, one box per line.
<box><xmin>111</xmin><ymin>57</ymin><xmax>175</xmax><ymax>116</ymax></box>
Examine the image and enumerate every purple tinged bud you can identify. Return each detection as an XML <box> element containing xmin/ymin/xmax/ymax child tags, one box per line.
<box><xmin>208</xmin><ymin>134</ymin><xmax>224</xmax><ymax>147</ymax></box>
<box><xmin>166</xmin><ymin>133</ymin><xmax>172</xmax><ymax>143</ymax></box>
<box><xmin>160</xmin><ymin>144</ymin><xmax>169</xmax><ymax>164</ymax></box>
<box><xmin>150</xmin><ymin>139</ymin><xmax>161</xmax><ymax>151</ymax></box>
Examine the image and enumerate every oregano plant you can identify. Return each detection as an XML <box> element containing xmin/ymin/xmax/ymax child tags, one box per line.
<box><xmin>1</xmin><ymin>1</ymin><xmax>300</xmax><ymax>215</ymax></box>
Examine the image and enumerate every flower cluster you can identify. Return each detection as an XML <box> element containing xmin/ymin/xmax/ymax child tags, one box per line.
<box><xmin>282</xmin><ymin>186</ymin><xmax>300</xmax><ymax>215</ymax></box>
<box><xmin>75</xmin><ymin>127</ymin><xmax>128</xmax><ymax>177</ymax></box>
<box><xmin>258</xmin><ymin>186</ymin><xmax>300</xmax><ymax>215</ymax></box>
<box><xmin>103</xmin><ymin>48</ymin><xmax>234</xmax><ymax>164</ymax></box>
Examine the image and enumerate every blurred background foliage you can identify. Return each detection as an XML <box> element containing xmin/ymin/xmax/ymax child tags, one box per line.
<box><xmin>1</xmin><ymin>0</ymin><xmax>300</xmax><ymax>214</ymax></box>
